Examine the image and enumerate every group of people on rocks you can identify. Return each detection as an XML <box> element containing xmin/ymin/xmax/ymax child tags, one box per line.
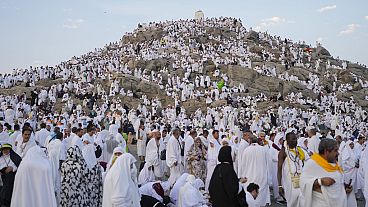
<box><xmin>0</xmin><ymin>16</ymin><xmax>367</xmax><ymax>207</ymax></box>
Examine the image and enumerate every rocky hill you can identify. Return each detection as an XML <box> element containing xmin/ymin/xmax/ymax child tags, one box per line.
<box><xmin>1</xmin><ymin>17</ymin><xmax>368</xmax><ymax>115</ymax></box>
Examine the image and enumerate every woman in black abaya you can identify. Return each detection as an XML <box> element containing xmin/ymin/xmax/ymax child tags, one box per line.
<box><xmin>0</xmin><ymin>144</ymin><xmax>21</xmax><ymax>207</ymax></box>
<box><xmin>209</xmin><ymin>146</ymin><xmax>247</xmax><ymax>207</ymax></box>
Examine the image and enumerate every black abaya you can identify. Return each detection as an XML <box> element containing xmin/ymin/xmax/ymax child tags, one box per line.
<box><xmin>209</xmin><ymin>146</ymin><xmax>247</xmax><ymax>207</ymax></box>
<box><xmin>0</xmin><ymin>150</ymin><xmax>21</xmax><ymax>206</ymax></box>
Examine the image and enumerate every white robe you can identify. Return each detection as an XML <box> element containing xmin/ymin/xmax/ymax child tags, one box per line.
<box><xmin>97</xmin><ymin>130</ymin><xmax>111</xmax><ymax>163</ymax></box>
<box><xmin>170</xmin><ymin>173</ymin><xmax>190</xmax><ymax>204</ymax></box>
<box><xmin>341</xmin><ymin>141</ymin><xmax>358</xmax><ymax>192</ymax></box>
<box><xmin>145</xmin><ymin>138</ymin><xmax>162</xmax><ymax>178</ymax></box>
<box><xmin>136</xmin><ymin>129</ymin><xmax>147</xmax><ymax>157</ymax></box>
<box><xmin>82</xmin><ymin>143</ymin><xmax>97</xmax><ymax>169</ymax></box>
<box><xmin>178</xmin><ymin>175</ymin><xmax>206</xmax><ymax>207</ymax></box>
<box><xmin>183</xmin><ymin>135</ymin><xmax>194</xmax><ymax>170</ymax></box>
<box><xmin>281</xmin><ymin>149</ymin><xmax>304</xmax><ymax>207</ymax></box>
<box><xmin>237</xmin><ymin>139</ymin><xmax>250</xmax><ymax>175</ymax></box>
<box><xmin>0</xmin><ymin>131</ymin><xmax>10</xmax><ymax>145</ymax></box>
<box><xmin>166</xmin><ymin>136</ymin><xmax>184</xmax><ymax>187</ymax></box>
<box><xmin>15</xmin><ymin>139</ymin><xmax>37</xmax><ymax>158</ymax></box>
<box><xmin>70</xmin><ymin>134</ymin><xmax>83</xmax><ymax>150</ymax></box>
<box><xmin>47</xmin><ymin>139</ymin><xmax>66</xmax><ymax>206</ymax></box>
<box><xmin>35</xmin><ymin>128</ymin><xmax>51</xmax><ymax>147</ymax></box>
<box><xmin>205</xmin><ymin>137</ymin><xmax>221</xmax><ymax>191</ymax></box>
<box><xmin>362</xmin><ymin>147</ymin><xmax>368</xmax><ymax>207</ymax></box>
<box><xmin>246</xmin><ymin>191</ymin><xmax>260</xmax><ymax>207</ymax></box>
<box><xmin>300</xmin><ymin>158</ymin><xmax>348</xmax><ymax>207</ymax></box>
<box><xmin>102</xmin><ymin>153</ymin><xmax>140</xmax><ymax>207</ymax></box>
<box><xmin>238</xmin><ymin>143</ymin><xmax>270</xmax><ymax>206</ymax></box>
<box><xmin>307</xmin><ymin>135</ymin><xmax>320</xmax><ymax>154</ymax></box>
<box><xmin>62</xmin><ymin>136</ymin><xmax>73</xmax><ymax>151</ymax></box>
<box><xmin>11</xmin><ymin>146</ymin><xmax>57</xmax><ymax>207</ymax></box>
<box><xmin>269</xmin><ymin>143</ymin><xmax>281</xmax><ymax>201</ymax></box>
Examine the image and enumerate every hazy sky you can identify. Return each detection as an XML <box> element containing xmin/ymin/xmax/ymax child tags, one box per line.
<box><xmin>0</xmin><ymin>0</ymin><xmax>367</xmax><ymax>74</ymax></box>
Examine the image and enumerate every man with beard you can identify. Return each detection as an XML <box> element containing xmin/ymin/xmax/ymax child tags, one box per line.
<box><xmin>300</xmin><ymin>139</ymin><xmax>352</xmax><ymax>207</ymax></box>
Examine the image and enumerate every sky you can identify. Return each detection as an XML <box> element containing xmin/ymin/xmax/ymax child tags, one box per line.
<box><xmin>0</xmin><ymin>0</ymin><xmax>367</xmax><ymax>74</ymax></box>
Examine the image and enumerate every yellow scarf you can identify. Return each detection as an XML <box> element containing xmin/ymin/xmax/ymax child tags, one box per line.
<box><xmin>311</xmin><ymin>153</ymin><xmax>343</xmax><ymax>173</ymax></box>
<box><xmin>289</xmin><ymin>147</ymin><xmax>305</xmax><ymax>161</ymax></box>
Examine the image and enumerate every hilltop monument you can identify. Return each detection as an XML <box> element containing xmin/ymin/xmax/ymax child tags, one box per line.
<box><xmin>195</xmin><ymin>10</ymin><xmax>204</xmax><ymax>22</ymax></box>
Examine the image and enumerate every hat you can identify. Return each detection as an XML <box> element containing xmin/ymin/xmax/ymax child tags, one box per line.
<box><xmin>0</xmin><ymin>143</ymin><xmax>12</xmax><ymax>150</ymax></box>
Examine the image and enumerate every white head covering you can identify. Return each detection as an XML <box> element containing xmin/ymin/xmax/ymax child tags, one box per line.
<box><xmin>11</xmin><ymin>146</ymin><xmax>57</xmax><ymax>207</ymax></box>
<box><xmin>106</xmin><ymin>146</ymin><xmax>125</xmax><ymax>171</ymax></box>
<box><xmin>297</xmin><ymin>137</ymin><xmax>308</xmax><ymax>148</ymax></box>
<box><xmin>82</xmin><ymin>143</ymin><xmax>97</xmax><ymax>169</ymax></box>
<box><xmin>139</xmin><ymin>181</ymin><xmax>169</xmax><ymax>203</ymax></box>
<box><xmin>341</xmin><ymin>140</ymin><xmax>357</xmax><ymax>165</ymax></box>
<box><xmin>338</xmin><ymin>139</ymin><xmax>346</xmax><ymax>153</ymax></box>
<box><xmin>274</xmin><ymin>132</ymin><xmax>284</xmax><ymax>147</ymax></box>
<box><xmin>170</xmin><ymin>173</ymin><xmax>189</xmax><ymax>204</ymax></box>
<box><xmin>178</xmin><ymin>175</ymin><xmax>205</xmax><ymax>207</ymax></box>
<box><xmin>113</xmin><ymin>146</ymin><xmax>124</xmax><ymax>154</ymax></box>
<box><xmin>138</xmin><ymin>163</ymin><xmax>155</xmax><ymax>185</ymax></box>
<box><xmin>193</xmin><ymin>178</ymin><xmax>205</xmax><ymax>190</ymax></box>
<box><xmin>102</xmin><ymin>153</ymin><xmax>140</xmax><ymax>207</ymax></box>
<box><xmin>229</xmin><ymin>136</ymin><xmax>240</xmax><ymax>149</ymax></box>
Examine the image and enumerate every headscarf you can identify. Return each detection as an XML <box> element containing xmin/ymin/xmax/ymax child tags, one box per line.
<box><xmin>274</xmin><ymin>133</ymin><xmax>284</xmax><ymax>146</ymax></box>
<box><xmin>12</xmin><ymin>146</ymin><xmax>57</xmax><ymax>207</ymax></box>
<box><xmin>65</xmin><ymin>145</ymin><xmax>84</xmax><ymax>162</ymax></box>
<box><xmin>60</xmin><ymin>146</ymin><xmax>90</xmax><ymax>206</ymax></box>
<box><xmin>297</xmin><ymin>137</ymin><xmax>308</xmax><ymax>149</ymax></box>
<box><xmin>229</xmin><ymin>136</ymin><xmax>239</xmax><ymax>150</ymax></box>
<box><xmin>139</xmin><ymin>181</ymin><xmax>168</xmax><ymax>203</ymax></box>
<box><xmin>138</xmin><ymin>163</ymin><xmax>155</xmax><ymax>185</ymax></box>
<box><xmin>106</xmin><ymin>146</ymin><xmax>124</xmax><ymax>170</ymax></box>
<box><xmin>193</xmin><ymin>178</ymin><xmax>205</xmax><ymax>190</ymax></box>
<box><xmin>103</xmin><ymin>153</ymin><xmax>140</xmax><ymax>207</ymax></box>
<box><xmin>82</xmin><ymin>143</ymin><xmax>97</xmax><ymax>169</ymax></box>
<box><xmin>177</xmin><ymin>175</ymin><xmax>205</xmax><ymax>207</ymax></box>
<box><xmin>218</xmin><ymin>146</ymin><xmax>233</xmax><ymax>163</ymax></box>
<box><xmin>170</xmin><ymin>173</ymin><xmax>189</xmax><ymax>204</ymax></box>
<box><xmin>187</xmin><ymin>137</ymin><xmax>206</xmax><ymax>159</ymax></box>
<box><xmin>341</xmin><ymin>140</ymin><xmax>357</xmax><ymax>169</ymax></box>
<box><xmin>0</xmin><ymin>143</ymin><xmax>21</xmax><ymax>167</ymax></box>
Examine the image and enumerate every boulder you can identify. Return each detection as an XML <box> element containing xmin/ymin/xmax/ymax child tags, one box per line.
<box><xmin>245</xmin><ymin>31</ymin><xmax>259</xmax><ymax>42</ymax></box>
<box><xmin>226</xmin><ymin>65</ymin><xmax>258</xmax><ymax>83</ymax></box>
<box><xmin>353</xmin><ymin>83</ymin><xmax>362</xmax><ymax>91</ymax></box>
<box><xmin>339</xmin><ymin>71</ymin><xmax>353</xmax><ymax>83</ymax></box>
<box><xmin>250</xmin><ymin>76</ymin><xmax>281</xmax><ymax>95</ymax></box>
<box><xmin>315</xmin><ymin>46</ymin><xmax>331</xmax><ymax>57</ymax></box>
